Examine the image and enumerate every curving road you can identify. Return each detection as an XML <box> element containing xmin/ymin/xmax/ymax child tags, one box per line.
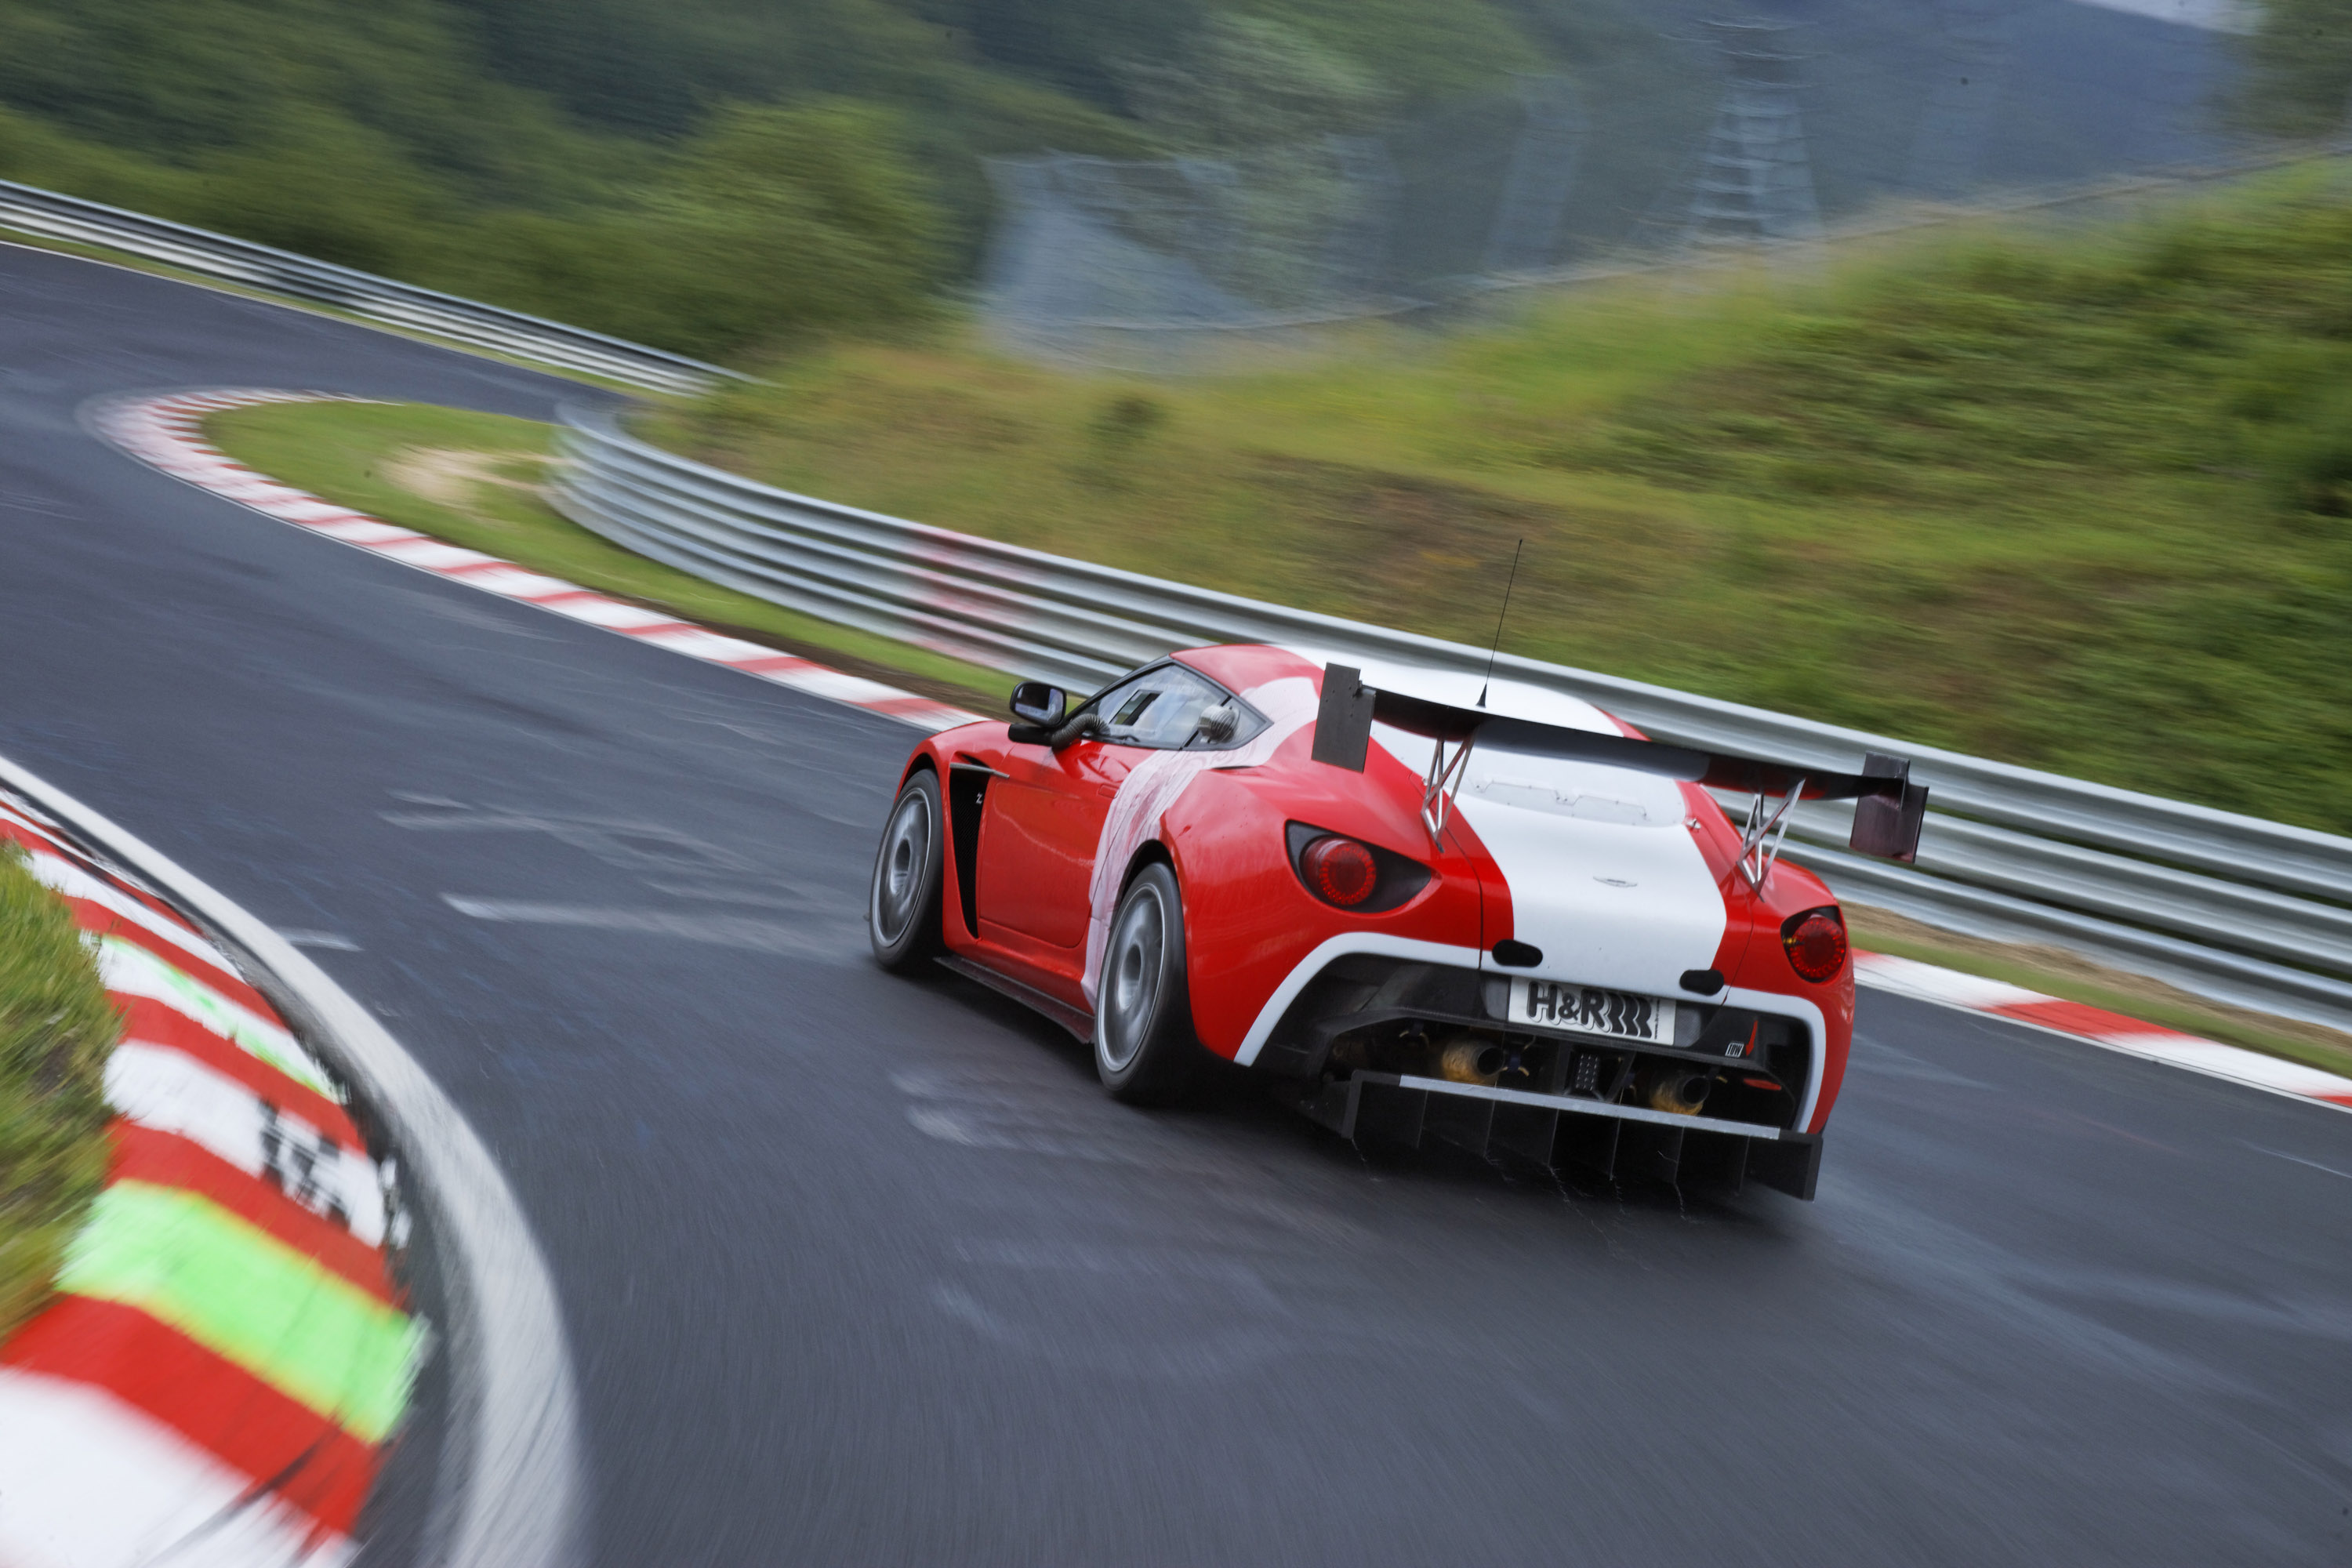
<box><xmin>3</xmin><ymin>240</ymin><xmax>2350</xmax><ymax>1566</ymax></box>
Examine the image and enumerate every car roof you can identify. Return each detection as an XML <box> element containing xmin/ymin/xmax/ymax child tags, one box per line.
<box><xmin>1169</xmin><ymin>644</ymin><xmax>1320</xmax><ymax>695</ymax></box>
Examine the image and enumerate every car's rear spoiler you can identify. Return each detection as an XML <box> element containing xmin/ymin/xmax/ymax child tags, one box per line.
<box><xmin>1309</xmin><ymin>662</ymin><xmax>1929</xmax><ymax>866</ymax></box>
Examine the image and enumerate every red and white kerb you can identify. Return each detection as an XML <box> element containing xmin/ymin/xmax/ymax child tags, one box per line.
<box><xmin>1853</xmin><ymin>952</ymin><xmax>2352</xmax><ymax>1113</ymax></box>
<box><xmin>89</xmin><ymin>390</ymin><xmax>981</xmax><ymax>734</ymax></box>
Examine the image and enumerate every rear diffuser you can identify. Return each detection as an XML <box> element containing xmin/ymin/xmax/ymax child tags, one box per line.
<box><xmin>1294</xmin><ymin>1072</ymin><xmax>1821</xmax><ymax>1200</ymax></box>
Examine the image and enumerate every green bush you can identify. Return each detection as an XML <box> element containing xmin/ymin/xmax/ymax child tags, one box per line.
<box><xmin>655</xmin><ymin>99</ymin><xmax>945</xmax><ymax>341</ymax></box>
<box><xmin>0</xmin><ymin>87</ymin><xmax>950</xmax><ymax>359</ymax></box>
<box><xmin>433</xmin><ymin>101</ymin><xmax>944</xmax><ymax>357</ymax></box>
<box><xmin>1599</xmin><ymin>187</ymin><xmax>2352</xmax><ymax>517</ymax></box>
<box><xmin>180</xmin><ymin>108</ymin><xmax>453</xmax><ymax>275</ymax></box>
<box><xmin>0</xmin><ymin>843</ymin><xmax>119</xmax><ymax>1343</ymax></box>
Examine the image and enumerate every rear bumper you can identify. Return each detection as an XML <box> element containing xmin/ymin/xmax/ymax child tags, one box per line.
<box><xmin>1296</xmin><ymin>1071</ymin><xmax>1824</xmax><ymax>1200</ymax></box>
<box><xmin>1245</xmin><ymin>946</ymin><xmax>1832</xmax><ymax>1134</ymax></box>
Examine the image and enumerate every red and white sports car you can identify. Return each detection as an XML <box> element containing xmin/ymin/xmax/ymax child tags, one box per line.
<box><xmin>868</xmin><ymin>645</ymin><xmax>1926</xmax><ymax>1199</ymax></box>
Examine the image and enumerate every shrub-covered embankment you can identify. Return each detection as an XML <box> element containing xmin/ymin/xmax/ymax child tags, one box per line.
<box><xmin>644</xmin><ymin>170</ymin><xmax>2352</xmax><ymax>835</ymax></box>
<box><xmin>0</xmin><ymin>842</ymin><xmax>118</xmax><ymax>1341</ymax></box>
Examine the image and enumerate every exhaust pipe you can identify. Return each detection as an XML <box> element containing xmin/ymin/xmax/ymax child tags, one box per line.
<box><xmin>1437</xmin><ymin>1036</ymin><xmax>1508</xmax><ymax>1085</ymax></box>
<box><xmin>1644</xmin><ymin>1067</ymin><xmax>1713</xmax><ymax>1115</ymax></box>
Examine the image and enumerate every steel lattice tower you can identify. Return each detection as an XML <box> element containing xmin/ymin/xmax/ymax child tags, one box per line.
<box><xmin>1684</xmin><ymin>19</ymin><xmax>1822</xmax><ymax>248</ymax></box>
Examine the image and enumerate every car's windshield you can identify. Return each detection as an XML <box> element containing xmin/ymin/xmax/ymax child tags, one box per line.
<box><xmin>1083</xmin><ymin>663</ymin><xmax>1243</xmax><ymax>749</ymax></box>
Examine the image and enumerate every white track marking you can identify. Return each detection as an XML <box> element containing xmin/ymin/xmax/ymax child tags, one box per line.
<box><xmin>441</xmin><ymin>895</ymin><xmax>856</xmax><ymax>960</ymax></box>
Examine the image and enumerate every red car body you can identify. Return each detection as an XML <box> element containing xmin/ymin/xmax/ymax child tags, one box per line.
<box><xmin>878</xmin><ymin>644</ymin><xmax>1904</xmax><ymax>1198</ymax></box>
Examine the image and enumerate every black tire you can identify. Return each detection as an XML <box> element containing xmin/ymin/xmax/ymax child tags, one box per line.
<box><xmin>1094</xmin><ymin>862</ymin><xmax>1202</xmax><ymax>1103</ymax></box>
<box><xmin>869</xmin><ymin>770</ymin><xmax>946</xmax><ymax>971</ymax></box>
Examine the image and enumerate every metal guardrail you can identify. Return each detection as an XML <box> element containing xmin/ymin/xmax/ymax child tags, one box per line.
<box><xmin>0</xmin><ymin>180</ymin><xmax>731</xmax><ymax>395</ymax></box>
<box><xmin>554</xmin><ymin>408</ymin><xmax>2352</xmax><ymax>1035</ymax></box>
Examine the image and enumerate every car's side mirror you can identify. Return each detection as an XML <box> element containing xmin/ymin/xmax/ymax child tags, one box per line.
<box><xmin>1009</xmin><ymin>681</ymin><xmax>1066</xmax><ymax>727</ymax></box>
<box><xmin>1007</xmin><ymin>681</ymin><xmax>1067</xmax><ymax>745</ymax></box>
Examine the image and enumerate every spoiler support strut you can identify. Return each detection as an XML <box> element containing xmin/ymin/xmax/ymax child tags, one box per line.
<box><xmin>1737</xmin><ymin>775</ymin><xmax>1806</xmax><ymax>890</ymax></box>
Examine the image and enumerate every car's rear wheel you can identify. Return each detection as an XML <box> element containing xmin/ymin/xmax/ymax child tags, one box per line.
<box><xmin>869</xmin><ymin>770</ymin><xmax>946</xmax><ymax>971</ymax></box>
<box><xmin>1095</xmin><ymin>862</ymin><xmax>1201</xmax><ymax>1103</ymax></box>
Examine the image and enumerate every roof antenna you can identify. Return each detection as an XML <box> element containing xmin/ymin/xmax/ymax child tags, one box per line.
<box><xmin>1476</xmin><ymin>538</ymin><xmax>1525</xmax><ymax>710</ymax></box>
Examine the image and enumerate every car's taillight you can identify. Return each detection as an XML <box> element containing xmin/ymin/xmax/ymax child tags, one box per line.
<box><xmin>1301</xmin><ymin>835</ymin><xmax>1379</xmax><ymax>907</ymax></box>
<box><xmin>1782</xmin><ymin>907</ymin><xmax>1848</xmax><ymax>982</ymax></box>
<box><xmin>1285</xmin><ymin>822</ymin><xmax>1431</xmax><ymax>913</ymax></box>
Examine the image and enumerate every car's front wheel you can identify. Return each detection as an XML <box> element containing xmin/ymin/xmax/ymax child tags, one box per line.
<box><xmin>1095</xmin><ymin>862</ymin><xmax>1202</xmax><ymax>1103</ymax></box>
<box><xmin>869</xmin><ymin>770</ymin><xmax>946</xmax><ymax>971</ymax></box>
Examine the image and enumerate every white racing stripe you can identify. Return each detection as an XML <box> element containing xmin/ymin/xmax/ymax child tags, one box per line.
<box><xmin>0</xmin><ymin>1370</ymin><xmax>350</xmax><ymax>1568</ymax></box>
<box><xmin>106</xmin><ymin>1041</ymin><xmax>388</xmax><ymax>1245</ymax></box>
<box><xmin>1080</xmin><ymin>673</ymin><xmax>1320</xmax><ymax>1009</ymax></box>
<box><xmin>1371</xmin><ymin>715</ymin><xmax>1730</xmax><ymax>998</ymax></box>
<box><xmin>1297</xmin><ymin>657</ymin><xmax>1733</xmax><ymax>996</ymax></box>
<box><xmin>1453</xmin><ymin>772</ymin><xmax>1728</xmax><ymax>996</ymax></box>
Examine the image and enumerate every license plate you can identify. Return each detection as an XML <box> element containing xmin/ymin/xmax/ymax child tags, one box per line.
<box><xmin>1509</xmin><ymin>978</ymin><xmax>1675</xmax><ymax>1044</ymax></box>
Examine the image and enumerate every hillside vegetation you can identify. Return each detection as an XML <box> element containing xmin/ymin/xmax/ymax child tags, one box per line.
<box><xmin>0</xmin><ymin>0</ymin><xmax>1568</xmax><ymax>357</ymax></box>
<box><xmin>0</xmin><ymin>845</ymin><xmax>118</xmax><ymax>1342</ymax></box>
<box><xmin>642</xmin><ymin>172</ymin><xmax>2352</xmax><ymax>834</ymax></box>
<box><xmin>9</xmin><ymin>0</ymin><xmax>2343</xmax><ymax>360</ymax></box>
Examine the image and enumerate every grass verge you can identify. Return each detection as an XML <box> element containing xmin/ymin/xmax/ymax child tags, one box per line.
<box><xmin>205</xmin><ymin>398</ymin><xmax>2352</xmax><ymax>1080</ymax></box>
<box><xmin>642</xmin><ymin>161</ymin><xmax>2352</xmax><ymax>837</ymax></box>
<box><xmin>0</xmin><ymin>842</ymin><xmax>119</xmax><ymax>1342</ymax></box>
<box><xmin>1848</xmin><ymin>903</ymin><xmax>2352</xmax><ymax>1080</ymax></box>
<box><xmin>201</xmin><ymin>400</ymin><xmax>1014</xmax><ymax>714</ymax></box>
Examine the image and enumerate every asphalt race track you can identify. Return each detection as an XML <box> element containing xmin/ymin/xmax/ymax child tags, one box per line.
<box><xmin>3</xmin><ymin>241</ymin><xmax>2350</xmax><ymax>1566</ymax></box>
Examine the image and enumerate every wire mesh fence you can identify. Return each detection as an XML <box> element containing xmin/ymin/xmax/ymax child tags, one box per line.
<box><xmin>980</xmin><ymin>0</ymin><xmax>2265</xmax><ymax>367</ymax></box>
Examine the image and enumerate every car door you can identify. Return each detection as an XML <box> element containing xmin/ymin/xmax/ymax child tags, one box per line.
<box><xmin>978</xmin><ymin>734</ymin><xmax>1127</xmax><ymax>949</ymax></box>
<box><xmin>975</xmin><ymin>662</ymin><xmax>1228</xmax><ymax>952</ymax></box>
